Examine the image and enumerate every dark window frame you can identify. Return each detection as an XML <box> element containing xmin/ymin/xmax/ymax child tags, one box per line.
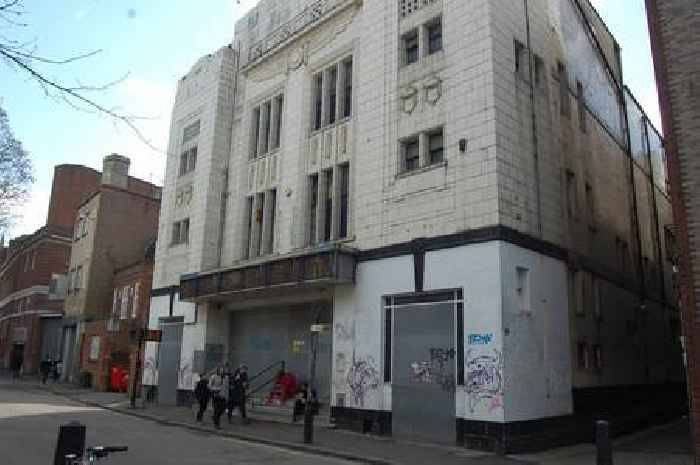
<box><xmin>426</xmin><ymin>17</ymin><xmax>443</xmax><ymax>55</ymax></box>
<box><xmin>402</xmin><ymin>137</ymin><xmax>420</xmax><ymax>173</ymax></box>
<box><xmin>403</xmin><ymin>29</ymin><xmax>419</xmax><ymax>66</ymax></box>
<box><xmin>428</xmin><ymin>129</ymin><xmax>444</xmax><ymax>165</ymax></box>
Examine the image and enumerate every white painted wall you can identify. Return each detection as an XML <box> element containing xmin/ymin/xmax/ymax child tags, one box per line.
<box><xmin>333</xmin><ymin>255</ymin><xmax>414</xmax><ymax>411</ymax></box>
<box><xmin>425</xmin><ymin>242</ymin><xmax>505</xmax><ymax>422</ymax></box>
<box><xmin>499</xmin><ymin>242</ymin><xmax>572</xmax><ymax>422</ymax></box>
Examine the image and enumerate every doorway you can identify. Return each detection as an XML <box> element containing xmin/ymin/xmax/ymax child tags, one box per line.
<box><xmin>389</xmin><ymin>291</ymin><xmax>463</xmax><ymax>444</ymax></box>
<box><xmin>157</xmin><ymin>317</ymin><xmax>183</xmax><ymax>405</ymax></box>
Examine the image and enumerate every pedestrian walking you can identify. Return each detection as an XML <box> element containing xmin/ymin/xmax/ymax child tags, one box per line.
<box><xmin>194</xmin><ymin>373</ymin><xmax>210</xmax><ymax>422</ymax></box>
<box><xmin>209</xmin><ymin>367</ymin><xmax>227</xmax><ymax>429</ymax></box>
<box><xmin>227</xmin><ymin>365</ymin><xmax>249</xmax><ymax>424</ymax></box>
<box><xmin>39</xmin><ymin>357</ymin><xmax>51</xmax><ymax>384</ymax></box>
<box><xmin>10</xmin><ymin>349</ymin><xmax>22</xmax><ymax>381</ymax></box>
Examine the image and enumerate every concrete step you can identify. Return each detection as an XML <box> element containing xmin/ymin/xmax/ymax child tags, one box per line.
<box><xmin>246</xmin><ymin>399</ymin><xmax>333</xmax><ymax>428</ymax></box>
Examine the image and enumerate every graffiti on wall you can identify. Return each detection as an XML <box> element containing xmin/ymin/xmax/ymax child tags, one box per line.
<box><xmin>409</xmin><ymin>347</ymin><xmax>456</xmax><ymax>392</ymax></box>
<box><xmin>466</xmin><ymin>348</ymin><xmax>503</xmax><ymax>414</ymax></box>
<box><xmin>143</xmin><ymin>356</ymin><xmax>157</xmax><ymax>385</ymax></box>
<box><xmin>178</xmin><ymin>358</ymin><xmax>193</xmax><ymax>390</ymax></box>
<box><xmin>334</xmin><ymin>322</ymin><xmax>355</xmax><ymax>342</ymax></box>
<box><xmin>346</xmin><ymin>352</ymin><xmax>379</xmax><ymax>408</ymax></box>
<box><xmin>468</xmin><ymin>333</ymin><xmax>494</xmax><ymax>345</ymax></box>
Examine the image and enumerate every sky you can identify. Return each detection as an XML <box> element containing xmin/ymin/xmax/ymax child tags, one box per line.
<box><xmin>0</xmin><ymin>0</ymin><xmax>660</xmax><ymax>240</ymax></box>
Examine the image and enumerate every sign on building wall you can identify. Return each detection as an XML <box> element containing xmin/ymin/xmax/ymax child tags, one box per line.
<box><xmin>89</xmin><ymin>336</ymin><xmax>101</xmax><ymax>361</ymax></box>
<box><xmin>12</xmin><ymin>327</ymin><xmax>27</xmax><ymax>343</ymax></box>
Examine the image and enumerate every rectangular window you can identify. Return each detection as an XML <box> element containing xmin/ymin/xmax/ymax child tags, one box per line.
<box><xmin>245</xmin><ymin>196</ymin><xmax>254</xmax><ymax>259</ymax></box>
<box><xmin>132</xmin><ymin>283</ymin><xmax>140</xmax><ymax>319</ymax></box>
<box><xmin>566</xmin><ymin>170</ymin><xmax>577</xmax><ymax>219</ymax></box>
<box><xmin>179</xmin><ymin>152</ymin><xmax>188</xmax><ymax>176</ymax></box>
<box><xmin>582</xmin><ymin>272</ymin><xmax>593</xmax><ymax>315</ymax></box>
<box><xmin>617</xmin><ymin>238</ymin><xmax>630</xmax><ymax>273</ymax></box>
<box><xmin>255</xmin><ymin>193</ymin><xmax>264</xmax><ymax>256</ymax></box>
<box><xmin>309</xmin><ymin>174</ymin><xmax>318</xmax><ymax>244</ymax></box>
<box><xmin>266</xmin><ymin>189</ymin><xmax>277</xmax><ymax>254</ymax></box>
<box><xmin>261</xmin><ymin>101</ymin><xmax>272</xmax><ymax>155</ymax></box>
<box><xmin>577</xmin><ymin>342</ymin><xmax>590</xmax><ymax>369</ymax></box>
<box><xmin>188</xmin><ymin>147</ymin><xmax>197</xmax><ymax>172</ymax></box>
<box><xmin>272</xmin><ymin>95</ymin><xmax>283</xmax><ymax>150</ymax></box>
<box><xmin>338</xmin><ymin>164</ymin><xmax>349</xmax><ymax>239</ymax></box>
<box><xmin>577</xmin><ymin>81</ymin><xmax>587</xmax><ymax>132</ymax></box>
<box><xmin>75</xmin><ymin>266</ymin><xmax>83</xmax><ymax>291</ymax></box>
<box><xmin>172</xmin><ymin>219</ymin><xmax>189</xmax><ymax>245</ymax></box>
<box><xmin>516</xmin><ymin>267</ymin><xmax>530</xmax><ymax>313</ymax></box>
<box><xmin>428</xmin><ymin>129</ymin><xmax>444</xmax><ymax>165</ymax></box>
<box><xmin>327</xmin><ymin>66</ymin><xmax>338</xmax><ymax>125</ymax></box>
<box><xmin>403</xmin><ymin>29</ymin><xmax>419</xmax><ymax>65</ymax></box>
<box><xmin>559</xmin><ymin>62</ymin><xmax>570</xmax><ymax>117</ymax></box>
<box><xmin>323</xmin><ymin>169</ymin><xmax>333</xmax><ymax>242</ymax></box>
<box><xmin>251</xmin><ymin>106</ymin><xmax>261</xmax><ymax>158</ymax></box>
<box><xmin>180</xmin><ymin>147</ymin><xmax>197</xmax><ymax>175</ymax></box>
<box><xmin>585</xmin><ymin>182</ymin><xmax>596</xmax><ymax>230</ymax></box>
<box><xmin>313</xmin><ymin>74</ymin><xmax>323</xmax><ymax>131</ymax></box>
<box><xmin>426</xmin><ymin>17</ymin><xmax>442</xmax><ymax>55</ymax></box>
<box><xmin>593</xmin><ymin>344</ymin><xmax>603</xmax><ymax>371</ymax></box>
<box><xmin>593</xmin><ymin>278</ymin><xmax>602</xmax><ymax>321</ymax></box>
<box><xmin>402</xmin><ymin>138</ymin><xmax>420</xmax><ymax>172</ymax></box>
<box><xmin>343</xmin><ymin>58</ymin><xmax>353</xmax><ymax>118</ymax></box>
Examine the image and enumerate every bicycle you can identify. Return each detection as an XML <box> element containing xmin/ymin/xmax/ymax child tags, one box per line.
<box><xmin>64</xmin><ymin>446</ymin><xmax>128</xmax><ymax>464</ymax></box>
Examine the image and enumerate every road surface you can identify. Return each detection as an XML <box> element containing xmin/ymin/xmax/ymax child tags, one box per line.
<box><xmin>0</xmin><ymin>383</ymin><xmax>357</xmax><ymax>465</ymax></box>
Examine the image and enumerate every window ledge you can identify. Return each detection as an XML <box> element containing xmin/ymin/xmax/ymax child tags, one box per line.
<box><xmin>310</xmin><ymin>116</ymin><xmax>352</xmax><ymax>137</ymax></box>
<box><xmin>250</xmin><ymin>148</ymin><xmax>281</xmax><ymax>162</ymax></box>
<box><xmin>396</xmin><ymin>160</ymin><xmax>447</xmax><ymax>179</ymax></box>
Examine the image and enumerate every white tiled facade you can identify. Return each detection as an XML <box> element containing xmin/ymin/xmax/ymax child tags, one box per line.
<box><xmin>147</xmin><ymin>0</ymin><xmax>680</xmax><ymax>446</ymax></box>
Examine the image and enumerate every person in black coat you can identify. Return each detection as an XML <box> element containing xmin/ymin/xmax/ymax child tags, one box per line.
<box><xmin>292</xmin><ymin>383</ymin><xmax>319</xmax><ymax>423</ymax></box>
<box><xmin>194</xmin><ymin>374</ymin><xmax>210</xmax><ymax>422</ymax></box>
<box><xmin>227</xmin><ymin>365</ymin><xmax>249</xmax><ymax>424</ymax></box>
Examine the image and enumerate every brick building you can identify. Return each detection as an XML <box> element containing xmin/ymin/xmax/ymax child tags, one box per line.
<box><xmin>145</xmin><ymin>0</ymin><xmax>681</xmax><ymax>451</ymax></box>
<box><xmin>80</xmin><ymin>243</ymin><xmax>155</xmax><ymax>391</ymax></box>
<box><xmin>646</xmin><ymin>0</ymin><xmax>700</xmax><ymax>460</ymax></box>
<box><xmin>62</xmin><ymin>154</ymin><xmax>161</xmax><ymax>384</ymax></box>
<box><xmin>0</xmin><ymin>165</ymin><xmax>101</xmax><ymax>375</ymax></box>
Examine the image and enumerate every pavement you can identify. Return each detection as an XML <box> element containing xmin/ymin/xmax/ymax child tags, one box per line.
<box><xmin>0</xmin><ymin>377</ymin><xmax>695</xmax><ymax>465</ymax></box>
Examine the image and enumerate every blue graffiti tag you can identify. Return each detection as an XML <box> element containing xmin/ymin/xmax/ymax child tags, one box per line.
<box><xmin>468</xmin><ymin>333</ymin><xmax>493</xmax><ymax>345</ymax></box>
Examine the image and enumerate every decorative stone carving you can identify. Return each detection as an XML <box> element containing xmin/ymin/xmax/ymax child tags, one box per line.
<box><xmin>287</xmin><ymin>44</ymin><xmax>307</xmax><ymax>71</ymax></box>
<box><xmin>400</xmin><ymin>85</ymin><xmax>419</xmax><ymax>114</ymax></box>
<box><xmin>424</xmin><ymin>76</ymin><xmax>442</xmax><ymax>105</ymax></box>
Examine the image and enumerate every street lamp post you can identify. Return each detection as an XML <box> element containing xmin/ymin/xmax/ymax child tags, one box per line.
<box><xmin>303</xmin><ymin>319</ymin><xmax>328</xmax><ymax>444</ymax></box>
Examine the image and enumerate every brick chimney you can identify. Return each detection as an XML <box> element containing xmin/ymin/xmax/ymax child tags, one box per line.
<box><xmin>101</xmin><ymin>153</ymin><xmax>130</xmax><ymax>189</ymax></box>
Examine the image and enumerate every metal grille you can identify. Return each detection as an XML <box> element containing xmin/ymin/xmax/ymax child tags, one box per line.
<box><xmin>399</xmin><ymin>0</ymin><xmax>437</xmax><ymax>18</ymax></box>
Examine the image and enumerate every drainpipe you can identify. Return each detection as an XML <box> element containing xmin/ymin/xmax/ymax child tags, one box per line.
<box><xmin>524</xmin><ymin>0</ymin><xmax>543</xmax><ymax>238</ymax></box>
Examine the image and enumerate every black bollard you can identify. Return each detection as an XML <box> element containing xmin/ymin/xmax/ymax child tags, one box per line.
<box><xmin>53</xmin><ymin>422</ymin><xmax>86</xmax><ymax>465</ymax></box>
<box><xmin>596</xmin><ymin>420</ymin><xmax>613</xmax><ymax>465</ymax></box>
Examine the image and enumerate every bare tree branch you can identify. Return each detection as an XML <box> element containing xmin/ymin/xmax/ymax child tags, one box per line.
<box><xmin>0</xmin><ymin>46</ymin><xmax>102</xmax><ymax>64</ymax></box>
<box><xmin>0</xmin><ymin>0</ymin><xmax>165</xmax><ymax>154</ymax></box>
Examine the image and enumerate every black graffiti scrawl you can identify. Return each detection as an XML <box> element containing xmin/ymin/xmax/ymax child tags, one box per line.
<box><xmin>466</xmin><ymin>348</ymin><xmax>503</xmax><ymax>414</ymax></box>
<box><xmin>346</xmin><ymin>351</ymin><xmax>379</xmax><ymax>408</ymax></box>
